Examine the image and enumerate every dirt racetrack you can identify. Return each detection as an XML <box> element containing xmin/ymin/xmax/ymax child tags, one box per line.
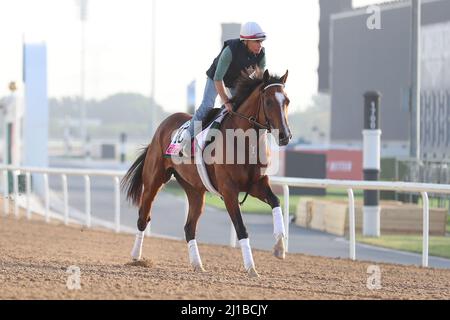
<box><xmin>1</xmin><ymin>203</ymin><xmax>450</xmax><ymax>300</ymax></box>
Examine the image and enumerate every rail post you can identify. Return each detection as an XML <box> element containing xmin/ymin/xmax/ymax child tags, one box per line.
<box><xmin>114</xmin><ymin>176</ymin><xmax>121</xmax><ymax>233</ymax></box>
<box><xmin>26</xmin><ymin>172</ymin><xmax>31</xmax><ymax>219</ymax></box>
<box><xmin>347</xmin><ymin>188</ymin><xmax>356</xmax><ymax>260</ymax></box>
<box><xmin>2</xmin><ymin>170</ymin><xmax>9</xmax><ymax>216</ymax></box>
<box><xmin>44</xmin><ymin>173</ymin><xmax>50</xmax><ymax>222</ymax></box>
<box><xmin>62</xmin><ymin>174</ymin><xmax>69</xmax><ymax>225</ymax></box>
<box><xmin>84</xmin><ymin>175</ymin><xmax>91</xmax><ymax>227</ymax></box>
<box><xmin>283</xmin><ymin>184</ymin><xmax>290</xmax><ymax>252</ymax></box>
<box><xmin>421</xmin><ymin>191</ymin><xmax>429</xmax><ymax>267</ymax></box>
<box><xmin>13</xmin><ymin>170</ymin><xmax>19</xmax><ymax>218</ymax></box>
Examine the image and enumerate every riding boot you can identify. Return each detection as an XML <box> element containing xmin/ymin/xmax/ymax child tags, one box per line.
<box><xmin>180</xmin><ymin>129</ymin><xmax>193</xmax><ymax>158</ymax></box>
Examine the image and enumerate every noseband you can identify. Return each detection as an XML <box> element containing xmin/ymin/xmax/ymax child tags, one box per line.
<box><xmin>229</xmin><ymin>83</ymin><xmax>285</xmax><ymax>132</ymax></box>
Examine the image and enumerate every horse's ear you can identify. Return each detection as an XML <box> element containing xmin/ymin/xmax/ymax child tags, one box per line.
<box><xmin>263</xmin><ymin>69</ymin><xmax>270</xmax><ymax>83</ymax></box>
<box><xmin>280</xmin><ymin>70</ymin><xmax>289</xmax><ymax>84</ymax></box>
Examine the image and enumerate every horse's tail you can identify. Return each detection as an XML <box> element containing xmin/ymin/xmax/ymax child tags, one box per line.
<box><xmin>121</xmin><ymin>146</ymin><xmax>149</xmax><ymax>207</ymax></box>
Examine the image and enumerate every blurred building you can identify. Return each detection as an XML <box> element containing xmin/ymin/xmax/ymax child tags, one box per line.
<box><xmin>327</xmin><ymin>0</ymin><xmax>450</xmax><ymax>160</ymax></box>
<box><xmin>318</xmin><ymin>0</ymin><xmax>352</xmax><ymax>93</ymax></box>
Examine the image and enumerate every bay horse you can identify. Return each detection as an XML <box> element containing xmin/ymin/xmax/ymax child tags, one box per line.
<box><xmin>121</xmin><ymin>69</ymin><xmax>292</xmax><ymax>277</ymax></box>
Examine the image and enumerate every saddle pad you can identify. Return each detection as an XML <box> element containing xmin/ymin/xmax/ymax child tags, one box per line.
<box><xmin>164</xmin><ymin>108</ymin><xmax>228</xmax><ymax>158</ymax></box>
<box><xmin>194</xmin><ymin>109</ymin><xmax>228</xmax><ymax>198</ymax></box>
<box><xmin>163</xmin><ymin>108</ymin><xmax>227</xmax><ymax>198</ymax></box>
<box><xmin>164</xmin><ymin>120</ymin><xmax>191</xmax><ymax>157</ymax></box>
<box><xmin>194</xmin><ymin>109</ymin><xmax>227</xmax><ymax>150</ymax></box>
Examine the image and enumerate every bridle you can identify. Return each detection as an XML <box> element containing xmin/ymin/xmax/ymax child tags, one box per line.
<box><xmin>229</xmin><ymin>83</ymin><xmax>285</xmax><ymax>132</ymax></box>
<box><xmin>228</xmin><ymin>82</ymin><xmax>285</xmax><ymax>206</ymax></box>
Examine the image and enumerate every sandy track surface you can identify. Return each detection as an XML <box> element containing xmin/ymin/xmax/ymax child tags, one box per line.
<box><xmin>1</xmin><ymin>207</ymin><xmax>450</xmax><ymax>299</ymax></box>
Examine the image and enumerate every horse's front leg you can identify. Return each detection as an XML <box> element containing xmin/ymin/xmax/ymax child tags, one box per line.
<box><xmin>222</xmin><ymin>188</ymin><xmax>259</xmax><ymax>278</ymax></box>
<box><xmin>249</xmin><ymin>176</ymin><xmax>286</xmax><ymax>260</ymax></box>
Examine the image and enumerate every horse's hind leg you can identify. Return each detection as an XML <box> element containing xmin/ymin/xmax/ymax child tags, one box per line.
<box><xmin>175</xmin><ymin>175</ymin><xmax>206</xmax><ymax>272</ymax></box>
<box><xmin>131</xmin><ymin>165</ymin><xmax>169</xmax><ymax>261</ymax></box>
<box><xmin>249</xmin><ymin>176</ymin><xmax>286</xmax><ymax>260</ymax></box>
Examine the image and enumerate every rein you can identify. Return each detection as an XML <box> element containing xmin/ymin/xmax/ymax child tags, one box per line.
<box><xmin>228</xmin><ymin>83</ymin><xmax>284</xmax><ymax>132</ymax></box>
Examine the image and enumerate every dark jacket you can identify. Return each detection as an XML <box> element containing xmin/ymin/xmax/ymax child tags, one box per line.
<box><xmin>206</xmin><ymin>38</ymin><xmax>265</xmax><ymax>88</ymax></box>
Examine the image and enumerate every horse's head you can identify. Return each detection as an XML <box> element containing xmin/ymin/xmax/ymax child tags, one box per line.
<box><xmin>261</xmin><ymin>70</ymin><xmax>292</xmax><ymax>146</ymax></box>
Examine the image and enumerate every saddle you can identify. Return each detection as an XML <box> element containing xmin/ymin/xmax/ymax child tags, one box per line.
<box><xmin>164</xmin><ymin>107</ymin><xmax>226</xmax><ymax>158</ymax></box>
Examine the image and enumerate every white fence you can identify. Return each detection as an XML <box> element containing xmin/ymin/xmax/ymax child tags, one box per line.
<box><xmin>2</xmin><ymin>164</ymin><xmax>450</xmax><ymax>268</ymax></box>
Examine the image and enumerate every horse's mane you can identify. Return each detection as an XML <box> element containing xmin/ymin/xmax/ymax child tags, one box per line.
<box><xmin>229</xmin><ymin>69</ymin><xmax>284</xmax><ymax>111</ymax></box>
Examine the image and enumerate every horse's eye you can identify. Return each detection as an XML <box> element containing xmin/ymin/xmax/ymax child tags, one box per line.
<box><xmin>266</xmin><ymin>99</ymin><xmax>273</xmax><ymax>107</ymax></box>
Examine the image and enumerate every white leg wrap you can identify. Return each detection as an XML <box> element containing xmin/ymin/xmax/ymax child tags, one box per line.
<box><xmin>131</xmin><ymin>230</ymin><xmax>145</xmax><ymax>260</ymax></box>
<box><xmin>272</xmin><ymin>207</ymin><xmax>286</xmax><ymax>240</ymax></box>
<box><xmin>188</xmin><ymin>240</ymin><xmax>203</xmax><ymax>267</ymax></box>
<box><xmin>239</xmin><ymin>238</ymin><xmax>255</xmax><ymax>271</ymax></box>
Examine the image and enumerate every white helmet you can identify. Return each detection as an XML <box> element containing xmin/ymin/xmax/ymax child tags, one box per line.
<box><xmin>240</xmin><ymin>22</ymin><xmax>266</xmax><ymax>41</ymax></box>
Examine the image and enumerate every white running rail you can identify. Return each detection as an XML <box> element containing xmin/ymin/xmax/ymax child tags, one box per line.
<box><xmin>1</xmin><ymin>165</ymin><xmax>125</xmax><ymax>232</ymax></box>
<box><xmin>2</xmin><ymin>165</ymin><xmax>450</xmax><ymax>267</ymax></box>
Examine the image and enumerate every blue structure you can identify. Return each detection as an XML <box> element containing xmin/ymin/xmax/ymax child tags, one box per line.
<box><xmin>23</xmin><ymin>42</ymin><xmax>48</xmax><ymax>195</ymax></box>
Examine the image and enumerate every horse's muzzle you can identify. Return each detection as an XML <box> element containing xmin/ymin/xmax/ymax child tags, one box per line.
<box><xmin>278</xmin><ymin>132</ymin><xmax>292</xmax><ymax>146</ymax></box>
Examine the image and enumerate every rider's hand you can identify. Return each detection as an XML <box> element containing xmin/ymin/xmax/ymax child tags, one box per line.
<box><xmin>225</xmin><ymin>102</ymin><xmax>233</xmax><ymax>113</ymax></box>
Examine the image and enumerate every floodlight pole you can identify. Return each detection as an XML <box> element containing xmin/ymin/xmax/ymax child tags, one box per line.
<box><xmin>410</xmin><ymin>0</ymin><xmax>421</xmax><ymax>161</ymax></box>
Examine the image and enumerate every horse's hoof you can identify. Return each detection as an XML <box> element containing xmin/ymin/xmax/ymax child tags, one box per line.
<box><xmin>193</xmin><ymin>265</ymin><xmax>206</xmax><ymax>273</ymax></box>
<box><xmin>131</xmin><ymin>253</ymin><xmax>142</xmax><ymax>261</ymax></box>
<box><xmin>247</xmin><ymin>267</ymin><xmax>260</xmax><ymax>278</ymax></box>
<box><xmin>273</xmin><ymin>237</ymin><xmax>286</xmax><ymax>260</ymax></box>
